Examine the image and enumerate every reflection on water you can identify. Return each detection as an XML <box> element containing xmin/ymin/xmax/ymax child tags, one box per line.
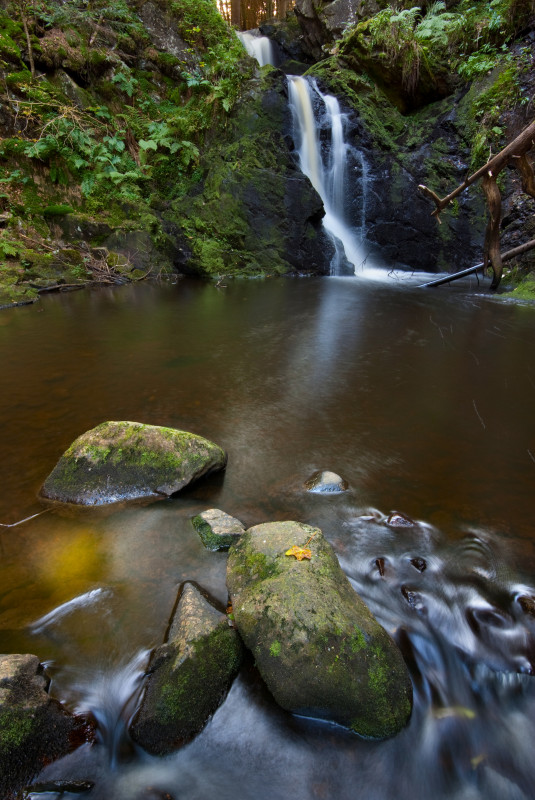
<box><xmin>1</xmin><ymin>277</ymin><xmax>535</xmax><ymax>799</ymax></box>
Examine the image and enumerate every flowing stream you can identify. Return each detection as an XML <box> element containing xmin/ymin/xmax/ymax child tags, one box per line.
<box><xmin>1</xmin><ymin>277</ymin><xmax>535</xmax><ymax>799</ymax></box>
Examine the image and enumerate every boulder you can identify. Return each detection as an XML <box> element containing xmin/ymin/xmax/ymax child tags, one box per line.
<box><xmin>40</xmin><ymin>421</ymin><xmax>227</xmax><ymax>505</ymax></box>
<box><xmin>130</xmin><ymin>582</ymin><xmax>243</xmax><ymax>755</ymax></box>
<box><xmin>0</xmin><ymin>654</ymin><xmax>79</xmax><ymax>797</ymax></box>
<box><xmin>227</xmin><ymin>521</ymin><xmax>412</xmax><ymax>739</ymax></box>
<box><xmin>192</xmin><ymin>508</ymin><xmax>245</xmax><ymax>551</ymax></box>
<box><xmin>304</xmin><ymin>470</ymin><xmax>348</xmax><ymax>493</ymax></box>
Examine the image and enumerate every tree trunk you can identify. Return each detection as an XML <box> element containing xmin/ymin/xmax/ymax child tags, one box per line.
<box><xmin>231</xmin><ymin>0</ymin><xmax>241</xmax><ymax>27</ymax></box>
<box><xmin>20</xmin><ymin>4</ymin><xmax>35</xmax><ymax>79</ymax></box>
<box><xmin>481</xmin><ymin>171</ymin><xmax>503</xmax><ymax>290</ymax></box>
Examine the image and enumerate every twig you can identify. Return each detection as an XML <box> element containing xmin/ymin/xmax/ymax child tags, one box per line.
<box><xmin>0</xmin><ymin>509</ymin><xmax>51</xmax><ymax>528</ymax></box>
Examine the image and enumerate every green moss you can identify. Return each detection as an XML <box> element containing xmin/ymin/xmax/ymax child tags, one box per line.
<box><xmin>349</xmin><ymin>627</ymin><xmax>367</xmax><ymax>653</ymax></box>
<box><xmin>191</xmin><ymin>513</ymin><xmax>240</xmax><ymax>551</ymax></box>
<box><xmin>42</xmin><ymin>204</ymin><xmax>74</xmax><ymax>217</ymax></box>
<box><xmin>269</xmin><ymin>640</ymin><xmax>282</xmax><ymax>657</ymax></box>
<box><xmin>510</xmin><ymin>278</ymin><xmax>535</xmax><ymax>300</ymax></box>
<box><xmin>155</xmin><ymin>624</ymin><xmax>242</xmax><ymax>728</ymax></box>
<box><xmin>0</xmin><ymin>709</ymin><xmax>34</xmax><ymax>751</ymax></box>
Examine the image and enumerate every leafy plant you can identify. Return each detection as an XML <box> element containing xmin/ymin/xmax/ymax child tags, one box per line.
<box><xmin>365</xmin><ymin>2</ymin><xmax>462</xmax><ymax>94</ymax></box>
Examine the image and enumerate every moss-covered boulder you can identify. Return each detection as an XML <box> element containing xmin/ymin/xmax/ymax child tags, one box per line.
<box><xmin>130</xmin><ymin>582</ymin><xmax>243</xmax><ymax>755</ymax></box>
<box><xmin>0</xmin><ymin>654</ymin><xmax>79</xmax><ymax>798</ymax></box>
<box><xmin>40</xmin><ymin>421</ymin><xmax>227</xmax><ymax>505</ymax></box>
<box><xmin>227</xmin><ymin>521</ymin><xmax>412</xmax><ymax>739</ymax></box>
<box><xmin>192</xmin><ymin>508</ymin><xmax>245</xmax><ymax>551</ymax></box>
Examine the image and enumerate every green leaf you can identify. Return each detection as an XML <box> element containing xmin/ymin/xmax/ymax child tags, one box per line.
<box><xmin>0</xmin><ymin>241</ymin><xmax>19</xmax><ymax>257</ymax></box>
<box><xmin>138</xmin><ymin>139</ymin><xmax>158</xmax><ymax>151</ymax></box>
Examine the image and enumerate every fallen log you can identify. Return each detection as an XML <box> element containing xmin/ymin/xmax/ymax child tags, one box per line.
<box><xmin>419</xmin><ymin>239</ymin><xmax>535</xmax><ymax>288</ymax></box>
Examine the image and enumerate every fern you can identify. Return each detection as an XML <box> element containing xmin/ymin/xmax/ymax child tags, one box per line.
<box><xmin>416</xmin><ymin>3</ymin><xmax>462</xmax><ymax>47</ymax></box>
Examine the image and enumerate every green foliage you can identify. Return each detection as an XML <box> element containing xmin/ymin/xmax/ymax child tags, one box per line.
<box><xmin>0</xmin><ymin>235</ymin><xmax>20</xmax><ymax>258</ymax></box>
<box><xmin>111</xmin><ymin>69</ymin><xmax>138</xmax><ymax>98</ymax></box>
<box><xmin>467</xmin><ymin>62</ymin><xmax>522</xmax><ymax>167</ymax></box>
<box><xmin>458</xmin><ymin>44</ymin><xmax>504</xmax><ymax>79</ymax></box>
<box><xmin>360</xmin><ymin>2</ymin><xmax>462</xmax><ymax>94</ymax></box>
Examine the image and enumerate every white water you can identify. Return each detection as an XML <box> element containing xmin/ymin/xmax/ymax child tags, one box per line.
<box><xmin>288</xmin><ymin>75</ymin><xmax>369</xmax><ymax>276</ymax></box>
<box><xmin>237</xmin><ymin>30</ymin><xmax>275</xmax><ymax>67</ymax></box>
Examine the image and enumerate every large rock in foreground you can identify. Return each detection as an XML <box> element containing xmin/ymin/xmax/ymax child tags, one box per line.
<box><xmin>227</xmin><ymin>521</ymin><xmax>412</xmax><ymax>739</ymax></box>
<box><xmin>40</xmin><ymin>421</ymin><xmax>227</xmax><ymax>505</ymax></box>
<box><xmin>130</xmin><ymin>582</ymin><xmax>243</xmax><ymax>755</ymax></box>
<box><xmin>0</xmin><ymin>654</ymin><xmax>79</xmax><ymax>797</ymax></box>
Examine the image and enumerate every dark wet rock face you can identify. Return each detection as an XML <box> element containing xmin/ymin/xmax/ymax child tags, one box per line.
<box><xmin>40</xmin><ymin>421</ymin><xmax>227</xmax><ymax>506</ymax></box>
<box><xmin>227</xmin><ymin>520</ymin><xmax>413</xmax><ymax>739</ymax></box>
<box><xmin>130</xmin><ymin>583</ymin><xmax>243</xmax><ymax>755</ymax></box>
<box><xmin>0</xmin><ymin>654</ymin><xmax>79</xmax><ymax>798</ymax></box>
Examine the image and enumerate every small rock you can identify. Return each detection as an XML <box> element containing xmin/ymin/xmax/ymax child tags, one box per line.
<box><xmin>375</xmin><ymin>557</ymin><xmax>386</xmax><ymax>577</ymax></box>
<box><xmin>304</xmin><ymin>470</ymin><xmax>348</xmax><ymax>493</ymax></box>
<box><xmin>386</xmin><ymin>512</ymin><xmax>415</xmax><ymax>527</ymax></box>
<box><xmin>401</xmin><ymin>586</ymin><xmax>426</xmax><ymax>614</ymax></box>
<box><xmin>410</xmin><ymin>557</ymin><xmax>427</xmax><ymax>573</ymax></box>
<box><xmin>517</xmin><ymin>595</ymin><xmax>535</xmax><ymax>617</ymax></box>
<box><xmin>192</xmin><ymin>508</ymin><xmax>245</xmax><ymax>551</ymax></box>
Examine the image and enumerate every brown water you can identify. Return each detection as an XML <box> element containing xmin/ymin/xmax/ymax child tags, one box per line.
<box><xmin>2</xmin><ymin>275</ymin><xmax>535</xmax><ymax>800</ymax></box>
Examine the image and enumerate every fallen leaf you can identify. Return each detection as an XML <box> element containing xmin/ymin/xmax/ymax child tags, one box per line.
<box><xmin>285</xmin><ymin>545</ymin><xmax>312</xmax><ymax>561</ymax></box>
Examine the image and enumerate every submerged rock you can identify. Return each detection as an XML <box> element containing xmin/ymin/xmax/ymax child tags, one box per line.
<box><xmin>192</xmin><ymin>508</ymin><xmax>245</xmax><ymax>551</ymax></box>
<box><xmin>130</xmin><ymin>582</ymin><xmax>243</xmax><ymax>755</ymax></box>
<box><xmin>0</xmin><ymin>654</ymin><xmax>78</xmax><ymax>798</ymax></box>
<box><xmin>40</xmin><ymin>421</ymin><xmax>227</xmax><ymax>505</ymax></box>
<box><xmin>227</xmin><ymin>521</ymin><xmax>412</xmax><ymax>739</ymax></box>
<box><xmin>387</xmin><ymin>512</ymin><xmax>415</xmax><ymax>528</ymax></box>
<box><xmin>304</xmin><ymin>470</ymin><xmax>348</xmax><ymax>493</ymax></box>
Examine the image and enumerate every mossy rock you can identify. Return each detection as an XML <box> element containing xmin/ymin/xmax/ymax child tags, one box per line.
<box><xmin>40</xmin><ymin>421</ymin><xmax>227</xmax><ymax>506</ymax></box>
<box><xmin>227</xmin><ymin>521</ymin><xmax>413</xmax><ymax>739</ymax></box>
<box><xmin>509</xmin><ymin>274</ymin><xmax>535</xmax><ymax>301</ymax></box>
<box><xmin>0</xmin><ymin>654</ymin><xmax>78</xmax><ymax>797</ymax></box>
<box><xmin>0</xmin><ymin>281</ymin><xmax>39</xmax><ymax>309</ymax></box>
<box><xmin>192</xmin><ymin>508</ymin><xmax>245</xmax><ymax>551</ymax></box>
<box><xmin>130</xmin><ymin>582</ymin><xmax>243</xmax><ymax>755</ymax></box>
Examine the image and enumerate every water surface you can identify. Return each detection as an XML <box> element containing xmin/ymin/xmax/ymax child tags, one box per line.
<box><xmin>1</xmin><ymin>275</ymin><xmax>535</xmax><ymax>799</ymax></box>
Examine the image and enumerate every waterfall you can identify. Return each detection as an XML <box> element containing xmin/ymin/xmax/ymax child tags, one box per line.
<box><xmin>237</xmin><ymin>30</ymin><xmax>275</xmax><ymax>67</ymax></box>
<box><xmin>288</xmin><ymin>75</ymin><xmax>368</xmax><ymax>276</ymax></box>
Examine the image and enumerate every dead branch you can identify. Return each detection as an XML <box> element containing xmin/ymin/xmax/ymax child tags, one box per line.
<box><xmin>418</xmin><ymin>119</ymin><xmax>535</xmax><ymax>288</ymax></box>
<box><xmin>419</xmin><ymin>120</ymin><xmax>535</xmax><ymax>221</ymax></box>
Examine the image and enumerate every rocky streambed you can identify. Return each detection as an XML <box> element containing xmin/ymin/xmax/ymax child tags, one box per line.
<box><xmin>0</xmin><ymin>421</ymin><xmax>413</xmax><ymax>797</ymax></box>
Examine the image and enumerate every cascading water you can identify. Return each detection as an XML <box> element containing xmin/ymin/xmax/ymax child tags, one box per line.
<box><xmin>288</xmin><ymin>75</ymin><xmax>369</xmax><ymax>276</ymax></box>
<box><xmin>237</xmin><ymin>30</ymin><xmax>275</xmax><ymax>67</ymax></box>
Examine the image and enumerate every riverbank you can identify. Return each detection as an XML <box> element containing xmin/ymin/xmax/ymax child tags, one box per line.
<box><xmin>1</xmin><ymin>0</ymin><xmax>535</xmax><ymax>304</ymax></box>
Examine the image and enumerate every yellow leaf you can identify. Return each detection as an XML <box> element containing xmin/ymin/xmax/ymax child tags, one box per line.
<box><xmin>285</xmin><ymin>545</ymin><xmax>312</xmax><ymax>561</ymax></box>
